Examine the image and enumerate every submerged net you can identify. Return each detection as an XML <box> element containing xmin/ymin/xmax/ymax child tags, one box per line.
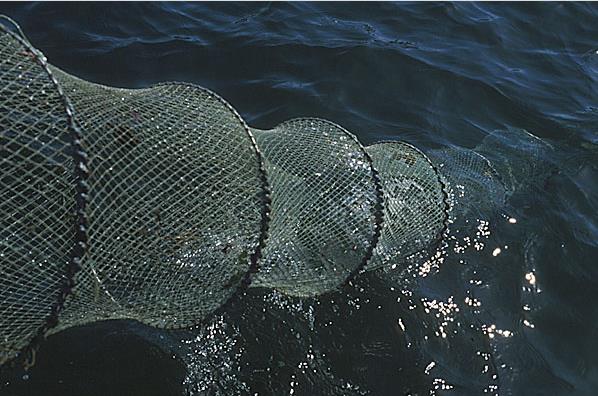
<box><xmin>475</xmin><ymin>128</ymin><xmax>555</xmax><ymax>194</ymax></box>
<box><xmin>427</xmin><ymin>146</ymin><xmax>507</xmax><ymax>223</ymax></box>
<box><xmin>1</xmin><ymin>20</ymin><xmax>455</xmax><ymax>367</ymax></box>
<box><xmin>425</xmin><ymin>128</ymin><xmax>556</xmax><ymax>229</ymax></box>
<box><xmin>365</xmin><ymin>142</ymin><xmax>448</xmax><ymax>271</ymax></box>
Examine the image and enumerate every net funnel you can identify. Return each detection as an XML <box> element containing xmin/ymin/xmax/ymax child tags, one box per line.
<box><xmin>427</xmin><ymin>130</ymin><xmax>554</xmax><ymax>226</ymax></box>
<box><xmin>47</xmin><ymin>68</ymin><xmax>270</xmax><ymax>331</ymax></box>
<box><xmin>0</xmin><ymin>24</ymin><xmax>87</xmax><ymax>365</ymax></box>
<box><xmin>365</xmin><ymin>142</ymin><xmax>448</xmax><ymax>271</ymax></box>
<box><xmin>250</xmin><ymin>119</ymin><xmax>384</xmax><ymax>296</ymax></box>
<box><xmin>475</xmin><ymin>128</ymin><xmax>555</xmax><ymax>195</ymax></box>
<box><xmin>427</xmin><ymin>146</ymin><xmax>507</xmax><ymax>222</ymax></box>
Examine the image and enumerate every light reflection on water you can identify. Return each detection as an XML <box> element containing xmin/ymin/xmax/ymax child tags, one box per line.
<box><xmin>158</xmin><ymin>129</ymin><xmax>554</xmax><ymax>396</ymax></box>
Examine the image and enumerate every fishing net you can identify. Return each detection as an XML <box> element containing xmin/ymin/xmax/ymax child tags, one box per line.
<box><xmin>47</xmin><ymin>66</ymin><xmax>271</xmax><ymax>332</ymax></box>
<box><xmin>249</xmin><ymin>120</ymin><xmax>383</xmax><ymax>296</ymax></box>
<box><xmin>0</xmin><ymin>24</ymin><xmax>87</xmax><ymax>365</ymax></box>
<box><xmin>475</xmin><ymin>128</ymin><xmax>555</xmax><ymax>194</ymax></box>
<box><xmin>425</xmin><ymin>128</ymin><xmax>555</xmax><ymax>229</ymax></box>
<box><xmin>364</xmin><ymin>141</ymin><xmax>448</xmax><ymax>271</ymax></box>
<box><xmin>0</xmin><ymin>18</ymin><xmax>453</xmax><ymax>367</ymax></box>
<box><xmin>427</xmin><ymin>146</ymin><xmax>507</xmax><ymax>222</ymax></box>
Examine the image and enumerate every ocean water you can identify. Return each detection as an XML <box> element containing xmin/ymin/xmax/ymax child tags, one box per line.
<box><xmin>0</xmin><ymin>2</ymin><xmax>597</xmax><ymax>396</ymax></box>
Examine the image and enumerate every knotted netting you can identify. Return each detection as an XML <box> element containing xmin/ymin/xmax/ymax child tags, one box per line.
<box><xmin>425</xmin><ymin>128</ymin><xmax>556</xmax><ymax>228</ymax></box>
<box><xmin>1</xmin><ymin>18</ymin><xmax>456</xmax><ymax>368</ymax></box>
<box><xmin>0</xmin><ymin>22</ymin><xmax>87</xmax><ymax>365</ymax></box>
<box><xmin>427</xmin><ymin>146</ymin><xmax>507</xmax><ymax>222</ymax></box>
<box><xmin>249</xmin><ymin>120</ymin><xmax>383</xmax><ymax>296</ymax></box>
<box><xmin>46</xmin><ymin>67</ymin><xmax>271</xmax><ymax>332</ymax></box>
<box><xmin>475</xmin><ymin>128</ymin><xmax>555</xmax><ymax>194</ymax></box>
<box><xmin>364</xmin><ymin>142</ymin><xmax>448</xmax><ymax>271</ymax></box>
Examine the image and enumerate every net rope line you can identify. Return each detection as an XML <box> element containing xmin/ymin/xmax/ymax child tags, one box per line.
<box><xmin>0</xmin><ymin>20</ymin><xmax>453</xmax><ymax>368</ymax></box>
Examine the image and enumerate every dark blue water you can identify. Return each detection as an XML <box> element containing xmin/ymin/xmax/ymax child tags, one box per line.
<box><xmin>1</xmin><ymin>2</ymin><xmax>597</xmax><ymax>396</ymax></box>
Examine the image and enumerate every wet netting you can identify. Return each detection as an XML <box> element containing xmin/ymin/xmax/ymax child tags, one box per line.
<box><xmin>364</xmin><ymin>142</ymin><xmax>448</xmax><ymax>271</ymax></box>
<box><xmin>0</xmin><ymin>19</ymin><xmax>453</xmax><ymax>367</ymax></box>
<box><xmin>425</xmin><ymin>128</ymin><xmax>555</xmax><ymax>229</ymax></box>
<box><xmin>47</xmin><ymin>67</ymin><xmax>271</xmax><ymax>333</ymax></box>
<box><xmin>475</xmin><ymin>128</ymin><xmax>556</xmax><ymax>194</ymax></box>
<box><xmin>427</xmin><ymin>146</ymin><xmax>507</xmax><ymax>223</ymax></box>
<box><xmin>250</xmin><ymin>120</ymin><xmax>383</xmax><ymax>296</ymax></box>
<box><xmin>0</xmin><ymin>22</ymin><xmax>87</xmax><ymax>365</ymax></box>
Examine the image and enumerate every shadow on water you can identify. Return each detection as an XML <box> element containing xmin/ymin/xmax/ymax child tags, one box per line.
<box><xmin>2</xmin><ymin>321</ymin><xmax>187</xmax><ymax>396</ymax></box>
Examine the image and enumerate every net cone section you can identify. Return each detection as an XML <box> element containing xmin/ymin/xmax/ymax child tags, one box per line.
<box><xmin>249</xmin><ymin>120</ymin><xmax>384</xmax><ymax>296</ymax></box>
<box><xmin>364</xmin><ymin>142</ymin><xmax>448</xmax><ymax>271</ymax></box>
<box><xmin>47</xmin><ymin>67</ymin><xmax>270</xmax><ymax>331</ymax></box>
<box><xmin>475</xmin><ymin>128</ymin><xmax>555</xmax><ymax>194</ymax></box>
<box><xmin>427</xmin><ymin>146</ymin><xmax>507</xmax><ymax>222</ymax></box>
<box><xmin>429</xmin><ymin>130</ymin><xmax>555</xmax><ymax>221</ymax></box>
<box><xmin>0</xmin><ymin>26</ymin><xmax>87</xmax><ymax>365</ymax></box>
<box><xmin>0</xmin><ymin>19</ymin><xmax>452</xmax><ymax>367</ymax></box>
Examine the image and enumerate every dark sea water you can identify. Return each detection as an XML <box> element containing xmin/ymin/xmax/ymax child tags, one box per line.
<box><xmin>1</xmin><ymin>2</ymin><xmax>597</xmax><ymax>396</ymax></box>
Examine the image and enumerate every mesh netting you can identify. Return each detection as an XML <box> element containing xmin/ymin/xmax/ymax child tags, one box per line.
<box><xmin>427</xmin><ymin>146</ymin><xmax>507</xmax><ymax>222</ymax></box>
<box><xmin>0</xmin><ymin>19</ymin><xmax>454</xmax><ymax>367</ymax></box>
<box><xmin>475</xmin><ymin>128</ymin><xmax>555</xmax><ymax>194</ymax></box>
<box><xmin>47</xmin><ymin>67</ymin><xmax>270</xmax><ymax>331</ymax></box>
<box><xmin>250</xmin><ymin>120</ymin><xmax>383</xmax><ymax>296</ymax></box>
<box><xmin>365</xmin><ymin>142</ymin><xmax>448</xmax><ymax>271</ymax></box>
<box><xmin>0</xmin><ymin>25</ymin><xmax>86</xmax><ymax>365</ymax></box>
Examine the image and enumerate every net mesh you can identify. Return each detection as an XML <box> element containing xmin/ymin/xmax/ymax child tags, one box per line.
<box><xmin>426</xmin><ymin>128</ymin><xmax>555</xmax><ymax>228</ymax></box>
<box><xmin>365</xmin><ymin>142</ymin><xmax>448</xmax><ymax>271</ymax></box>
<box><xmin>475</xmin><ymin>128</ymin><xmax>555</xmax><ymax>194</ymax></box>
<box><xmin>250</xmin><ymin>120</ymin><xmax>383</xmax><ymax>296</ymax></box>
<box><xmin>47</xmin><ymin>67</ymin><xmax>270</xmax><ymax>331</ymax></box>
<box><xmin>0</xmin><ymin>26</ymin><xmax>85</xmax><ymax>365</ymax></box>
<box><xmin>427</xmin><ymin>146</ymin><xmax>507</xmax><ymax>222</ymax></box>
<box><xmin>0</xmin><ymin>20</ymin><xmax>455</xmax><ymax>367</ymax></box>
